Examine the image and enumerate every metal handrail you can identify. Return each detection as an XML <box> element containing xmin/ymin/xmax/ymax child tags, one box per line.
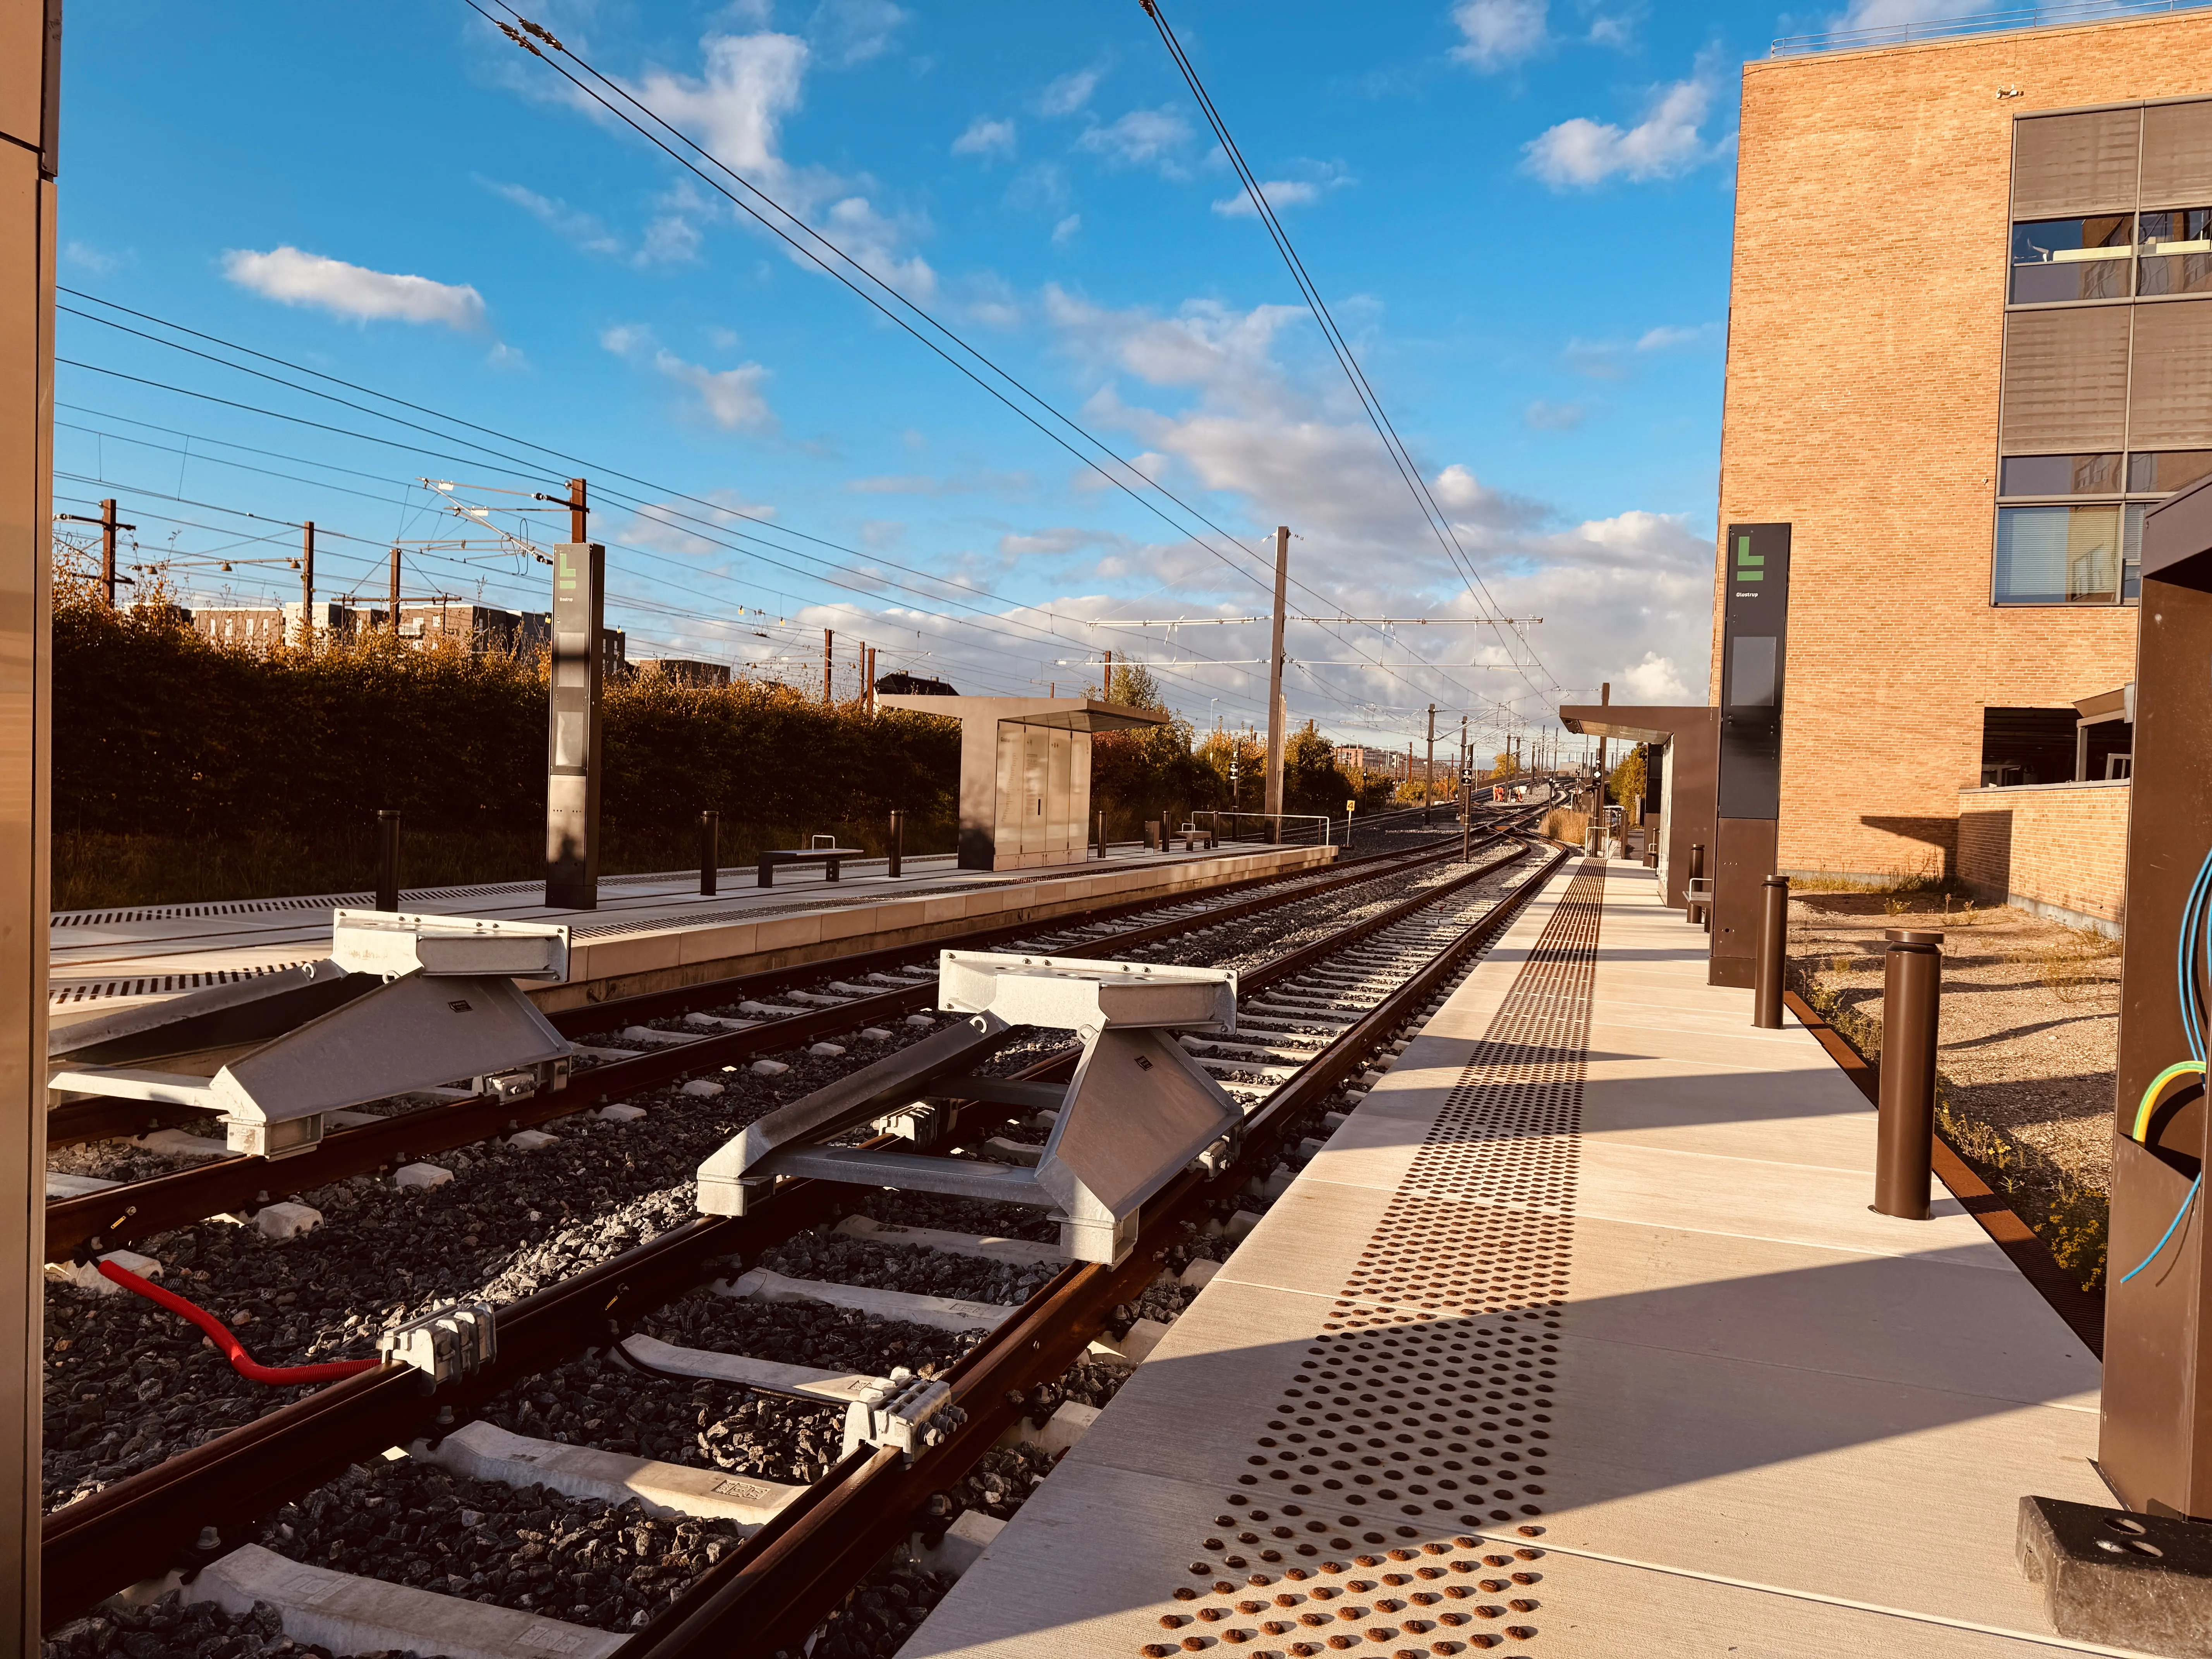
<box><xmin>1194</xmin><ymin>809</ymin><xmax>1333</xmax><ymax>848</ymax></box>
<box><xmin>1772</xmin><ymin>0</ymin><xmax>2210</xmax><ymax>55</ymax></box>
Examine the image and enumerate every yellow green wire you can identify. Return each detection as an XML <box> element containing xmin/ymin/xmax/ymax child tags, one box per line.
<box><xmin>2133</xmin><ymin>1061</ymin><xmax>2209</xmax><ymax>1144</ymax></box>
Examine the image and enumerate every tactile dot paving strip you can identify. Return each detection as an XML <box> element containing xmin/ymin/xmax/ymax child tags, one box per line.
<box><xmin>1137</xmin><ymin>860</ymin><xmax>1604</xmax><ymax>1659</ymax></box>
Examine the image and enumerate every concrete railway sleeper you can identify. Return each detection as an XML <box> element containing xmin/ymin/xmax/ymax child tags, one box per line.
<box><xmin>45</xmin><ymin>821</ymin><xmax>1534</xmax><ymax>1262</ymax></box>
<box><xmin>40</xmin><ymin>840</ymin><xmax>1558</xmax><ymax>1658</ymax></box>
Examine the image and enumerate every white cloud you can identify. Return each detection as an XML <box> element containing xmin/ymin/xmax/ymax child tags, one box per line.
<box><xmin>1523</xmin><ymin>76</ymin><xmax>1714</xmax><ymax>188</ymax></box>
<box><xmin>1211</xmin><ymin>164</ymin><xmax>1351</xmax><ymax>219</ymax></box>
<box><xmin>845</xmin><ymin>468</ymin><xmax>1033</xmax><ymax>496</ymax></box>
<box><xmin>1635</xmin><ymin>323</ymin><xmax>1710</xmax><ymax>351</ymax></box>
<box><xmin>1077</xmin><ymin>106</ymin><xmax>1194</xmax><ymax>173</ymax></box>
<box><xmin>618</xmin><ymin>491</ymin><xmax>776</xmax><ymax>555</ymax></box>
<box><xmin>629</xmin><ymin>33</ymin><xmax>811</xmax><ymax>186</ymax></box>
<box><xmin>808</xmin><ymin>0</ymin><xmax>909</xmax><ymax>66</ymax></box>
<box><xmin>222</xmin><ymin>246</ymin><xmax>486</xmax><ymax>330</ymax></box>
<box><xmin>623</xmin><ymin>31</ymin><xmax>936</xmax><ymax>298</ymax></box>
<box><xmin>63</xmin><ymin>239</ymin><xmax>127</xmax><ymax>275</ymax></box>
<box><xmin>1053</xmin><ymin>213</ymin><xmax>1083</xmax><ymax>246</ymax></box>
<box><xmin>1620</xmin><ymin>651</ymin><xmax>1690</xmax><ymax>701</ymax></box>
<box><xmin>1040</xmin><ymin>66</ymin><xmax>1102</xmax><ymax>117</ymax></box>
<box><xmin>485</xmin><ymin>180</ymin><xmax>623</xmax><ymax>256</ymax></box>
<box><xmin>1523</xmin><ymin>399</ymin><xmax>1587</xmax><ymax>430</ymax></box>
<box><xmin>1588</xmin><ymin>14</ymin><xmax>1632</xmax><ymax>46</ymax></box>
<box><xmin>952</xmin><ymin>116</ymin><xmax>1016</xmax><ymax>158</ymax></box>
<box><xmin>1451</xmin><ymin>0</ymin><xmax>1547</xmax><ymax>69</ymax></box>
<box><xmin>657</xmin><ymin>351</ymin><xmax>777</xmax><ymax>432</ymax></box>
<box><xmin>1833</xmin><ymin>0</ymin><xmax>1956</xmax><ymax>27</ymax></box>
<box><xmin>603</xmin><ymin>325</ymin><xmax>778</xmax><ymax>434</ymax></box>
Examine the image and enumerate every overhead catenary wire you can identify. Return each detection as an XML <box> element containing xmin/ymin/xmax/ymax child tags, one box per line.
<box><xmin>1137</xmin><ymin>0</ymin><xmax>1563</xmax><ymax>706</ymax></box>
<box><xmin>456</xmin><ymin>12</ymin><xmax>1515</xmax><ymax>728</ymax></box>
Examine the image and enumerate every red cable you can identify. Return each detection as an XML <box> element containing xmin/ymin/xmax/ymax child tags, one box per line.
<box><xmin>95</xmin><ymin>1258</ymin><xmax>382</xmax><ymax>1387</ymax></box>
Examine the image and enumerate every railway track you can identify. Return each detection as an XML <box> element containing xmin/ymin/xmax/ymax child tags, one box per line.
<box><xmin>45</xmin><ymin>815</ymin><xmax>1533</xmax><ymax>1262</ymax></box>
<box><xmin>42</xmin><ymin>817</ymin><xmax>1556</xmax><ymax>1658</ymax></box>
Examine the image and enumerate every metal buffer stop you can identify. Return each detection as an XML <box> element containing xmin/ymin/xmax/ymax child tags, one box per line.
<box><xmin>697</xmin><ymin>950</ymin><xmax>1244</xmax><ymax>1266</ymax></box>
<box><xmin>48</xmin><ymin>912</ymin><xmax>574</xmax><ymax>1159</ymax></box>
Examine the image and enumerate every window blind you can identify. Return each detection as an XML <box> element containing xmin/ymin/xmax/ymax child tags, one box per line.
<box><xmin>2140</xmin><ymin>99</ymin><xmax>2212</xmax><ymax>207</ymax></box>
<box><xmin>2128</xmin><ymin>299</ymin><xmax>2212</xmax><ymax>450</ymax></box>
<box><xmin>2000</xmin><ymin>305</ymin><xmax>2132</xmax><ymax>453</ymax></box>
<box><xmin>2012</xmin><ymin>108</ymin><xmax>2142</xmax><ymax>218</ymax></box>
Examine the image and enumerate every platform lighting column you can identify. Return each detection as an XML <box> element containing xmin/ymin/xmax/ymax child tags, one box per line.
<box><xmin>1263</xmin><ymin>525</ymin><xmax>1289</xmax><ymax>837</ymax></box>
<box><xmin>546</xmin><ymin>527</ymin><xmax>605</xmax><ymax>910</ymax></box>
<box><xmin>0</xmin><ymin>5</ymin><xmax>59</xmax><ymax>1635</ymax></box>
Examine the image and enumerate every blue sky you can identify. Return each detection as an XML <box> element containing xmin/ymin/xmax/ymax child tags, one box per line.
<box><xmin>51</xmin><ymin>0</ymin><xmax>1872</xmax><ymax>753</ymax></box>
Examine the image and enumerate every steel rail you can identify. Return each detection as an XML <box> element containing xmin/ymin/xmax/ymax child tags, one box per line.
<box><xmin>39</xmin><ymin>839</ymin><xmax>1540</xmax><ymax>1625</ymax></box>
<box><xmin>47</xmin><ymin>831</ymin><xmax>1525</xmax><ymax>1260</ymax></box>
<box><xmin>43</xmin><ymin>835</ymin><xmax>1444</xmax><ymax>1152</ymax></box>
<box><xmin>616</xmin><ymin>843</ymin><xmax>1570</xmax><ymax>1658</ymax></box>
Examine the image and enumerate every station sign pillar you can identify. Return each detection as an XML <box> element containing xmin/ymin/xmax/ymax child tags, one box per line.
<box><xmin>545</xmin><ymin>541</ymin><xmax>604</xmax><ymax>910</ymax></box>
<box><xmin>2100</xmin><ymin>479</ymin><xmax>2212</xmax><ymax>1518</ymax></box>
<box><xmin>1711</xmin><ymin>522</ymin><xmax>1791</xmax><ymax>988</ymax></box>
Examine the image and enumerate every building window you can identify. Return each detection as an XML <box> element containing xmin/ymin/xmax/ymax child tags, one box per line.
<box><xmin>2140</xmin><ymin>207</ymin><xmax>2212</xmax><ymax>294</ymax></box>
<box><xmin>1998</xmin><ymin>452</ymin><xmax>2121</xmax><ymax>495</ymax></box>
<box><xmin>1993</xmin><ymin>504</ymin><xmax>2121</xmax><ymax>604</ymax></box>
<box><xmin>2125</xmin><ymin>448</ymin><xmax>2212</xmax><ymax>491</ymax></box>
<box><xmin>1980</xmin><ymin>706</ymin><xmax>2079</xmax><ymax>787</ymax></box>
<box><xmin>2011</xmin><ymin>215</ymin><xmax>2135</xmax><ymax>303</ymax></box>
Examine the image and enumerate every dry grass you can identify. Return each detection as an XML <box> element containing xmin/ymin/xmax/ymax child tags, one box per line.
<box><xmin>2019</xmin><ymin>927</ymin><xmax>2124</xmax><ymax>1006</ymax></box>
<box><xmin>1539</xmin><ymin>808</ymin><xmax>1588</xmax><ymax>845</ymax></box>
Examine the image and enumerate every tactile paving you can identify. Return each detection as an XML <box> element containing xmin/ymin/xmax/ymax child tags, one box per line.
<box><xmin>1137</xmin><ymin>861</ymin><xmax>1605</xmax><ymax>1659</ymax></box>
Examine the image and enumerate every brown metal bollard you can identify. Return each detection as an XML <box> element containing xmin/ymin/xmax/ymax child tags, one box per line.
<box><xmin>887</xmin><ymin>809</ymin><xmax>904</xmax><ymax>879</ymax></box>
<box><xmin>1872</xmin><ymin>928</ymin><xmax>1945</xmax><ymax>1220</ymax></box>
<box><xmin>698</xmin><ymin>810</ymin><xmax>719</xmax><ymax>897</ymax></box>
<box><xmin>1753</xmin><ymin>875</ymin><xmax>1789</xmax><ymax>1029</ymax></box>
<box><xmin>376</xmin><ymin>809</ymin><xmax>402</xmax><ymax>912</ymax></box>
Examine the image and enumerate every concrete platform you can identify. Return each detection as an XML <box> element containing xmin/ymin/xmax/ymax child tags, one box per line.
<box><xmin>900</xmin><ymin>859</ymin><xmax>2114</xmax><ymax>1659</ymax></box>
<box><xmin>48</xmin><ymin>841</ymin><xmax>1334</xmax><ymax>1030</ymax></box>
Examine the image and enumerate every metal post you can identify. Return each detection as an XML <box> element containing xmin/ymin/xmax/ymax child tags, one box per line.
<box><xmin>58</xmin><ymin>496</ymin><xmax>133</xmax><ymax>608</ymax></box>
<box><xmin>375</xmin><ymin>809</ymin><xmax>402</xmax><ymax>912</ymax></box>
<box><xmin>1753</xmin><ymin>874</ymin><xmax>1788</xmax><ymax>1029</ymax></box>
<box><xmin>1102</xmin><ymin>648</ymin><xmax>1111</xmax><ymax>697</ymax></box>
<box><xmin>1424</xmin><ymin>703</ymin><xmax>1436</xmax><ymax>826</ymax></box>
<box><xmin>388</xmin><ymin>545</ymin><xmax>401</xmax><ymax>632</ymax></box>
<box><xmin>1689</xmin><ymin>842</ymin><xmax>1707</xmax><ymax>927</ymax></box>
<box><xmin>865</xmin><ymin>646</ymin><xmax>876</xmax><ymax>714</ymax></box>
<box><xmin>887</xmin><ymin>809</ymin><xmax>903</xmax><ymax>879</ymax></box>
<box><xmin>1264</xmin><ymin>526</ymin><xmax>1289</xmax><ymax>826</ymax></box>
<box><xmin>699</xmin><ymin>810</ymin><xmax>719</xmax><ymax>897</ymax></box>
<box><xmin>546</xmin><ymin>539</ymin><xmax>605</xmax><ymax>909</ymax></box>
<box><xmin>2</xmin><ymin>14</ymin><xmax>60</xmax><ymax>1634</ymax></box>
<box><xmin>1096</xmin><ymin>808</ymin><xmax>1105</xmax><ymax>860</ymax></box>
<box><xmin>1872</xmin><ymin>929</ymin><xmax>1944</xmax><ymax>1220</ymax></box>
<box><xmin>823</xmin><ymin>629</ymin><xmax>833</xmax><ymax>705</ymax></box>
<box><xmin>299</xmin><ymin>519</ymin><xmax>314</xmax><ymax>646</ymax></box>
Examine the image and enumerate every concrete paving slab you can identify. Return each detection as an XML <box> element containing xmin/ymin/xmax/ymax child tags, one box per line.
<box><xmin>899</xmin><ymin>858</ymin><xmax>2111</xmax><ymax>1659</ymax></box>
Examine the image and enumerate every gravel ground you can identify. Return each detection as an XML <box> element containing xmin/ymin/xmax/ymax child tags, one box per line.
<box><xmin>41</xmin><ymin>1594</ymin><xmax>395</xmax><ymax>1659</ymax></box>
<box><xmin>257</xmin><ymin>1456</ymin><xmax>745</xmax><ymax>1634</ymax></box>
<box><xmin>1790</xmin><ymin>888</ymin><xmax>2119</xmax><ymax>1286</ymax></box>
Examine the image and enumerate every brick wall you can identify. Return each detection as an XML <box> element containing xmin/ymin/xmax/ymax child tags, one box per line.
<box><xmin>1719</xmin><ymin>17</ymin><xmax>2212</xmax><ymax>878</ymax></box>
<box><xmin>1955</xmin><ymin>779</ymin><xmax>2131</xmax><ymax>933</ymax></box>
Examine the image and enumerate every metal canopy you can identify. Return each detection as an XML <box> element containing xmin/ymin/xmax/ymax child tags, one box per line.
<box><xmin>874</xmin><ymin>693</ymin><xmax>1170</xmax><ymax>734</ymax></box>
<box><xmin>697</xmin><ymin>950</ymin><xmax>1243</xmax><ymax>1265</ymax></box>
<box><xmin>48</xmin><ymin>912</ymin><xmax>575</xmax><ymax>1159</ymax></box>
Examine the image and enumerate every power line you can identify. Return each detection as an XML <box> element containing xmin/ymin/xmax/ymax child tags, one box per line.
<box><xmin>1138</xmin><ymin>0</ymin><xmax>1563</xmax><ymax>706</ymax></box>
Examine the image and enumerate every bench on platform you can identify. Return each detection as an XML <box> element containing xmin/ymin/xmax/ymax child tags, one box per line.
<box><xmin>757</xmin><ymin>847</ymin><xmax>865</xmax><ymax>888</ymax></box>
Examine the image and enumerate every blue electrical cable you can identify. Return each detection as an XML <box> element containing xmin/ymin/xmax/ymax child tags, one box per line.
<box><xmin>2120</xmin><ymin>1175</ymin><xmax>2205</xmax><ymax>1284</ymax></box>
<box><xmin>2121</xmin><ymin>847</ymin><xmax>2212</xmax><ymax>1286</ymax></box>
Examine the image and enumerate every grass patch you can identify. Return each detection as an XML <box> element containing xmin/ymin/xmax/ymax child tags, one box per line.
<box><xmin>1539</xmin><ymin>808</ymin><xmax>1587</xmax><ymax>845</ymax></box>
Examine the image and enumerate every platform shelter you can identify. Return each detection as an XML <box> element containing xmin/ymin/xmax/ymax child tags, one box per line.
<box><xmin>876</xmin><ymin>695</ymin><xmax>1170</xmax><ymax>872</ymax></box>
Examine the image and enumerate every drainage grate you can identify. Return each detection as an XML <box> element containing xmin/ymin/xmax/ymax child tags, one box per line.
<box><xmin>1142</xmin><ymin>860</ymin><xmax>1603</xmax><ymax>1659</ymax></box>
<box><xmin>50</xmin><ymin>961</ymin><xmax>315</xmax><ymax>1006</ymax></box>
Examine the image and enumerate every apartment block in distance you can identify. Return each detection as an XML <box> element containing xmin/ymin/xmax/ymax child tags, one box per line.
<box><xmin>1716</xmin><ymin>7</ymin><xmax>2212</xmax><ymax>923</ymax></box>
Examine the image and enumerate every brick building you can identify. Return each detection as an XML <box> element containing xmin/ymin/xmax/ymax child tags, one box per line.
<box><xmin>1713</xmin><ymin>10</ymin><xmax>2212</xmax><ymax>891</ymax></box>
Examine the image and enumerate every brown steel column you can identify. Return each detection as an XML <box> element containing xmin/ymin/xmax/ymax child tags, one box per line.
<box><xmin>298</xmin><ymin>519</ymin><xmax>314</xmax><ymax>646</ymax></box>
<box><xmin>375</xmin><ymin>809</ymin><xmax>402</xmax><ymax>912</ymax></box>
<box><xmin>1263</xmin><ymin>526</ymin><xmax>1289</xmax><ymax>826</ymax></box>
<box><xmin>388</xmin><ymin>545</ymin><xmax>400</xmax><ymax>631</ymax></box>
<box><xmin>699</xmin><ymin>810</ymin><xmax>719</xmax><ymax>897</ymax></box>
<box><xmin>1753</xmin><ymin>874</ymin><xmax>1788</xmax><ymax>1029</ymax></box>
<box><xmin>1872</xmin><ymin>929</ymin><xmax>1944</xmax><ymax>1220</ymax></box>
<box><xmin>0</xmin><ymin>2</ymin><xmax>58</xmax><ymax>1638</ymax></box>
<box><xmin>823</xmin><ymin>629</ymin><xmax>833</xmax><ymax>705</ymax></box>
